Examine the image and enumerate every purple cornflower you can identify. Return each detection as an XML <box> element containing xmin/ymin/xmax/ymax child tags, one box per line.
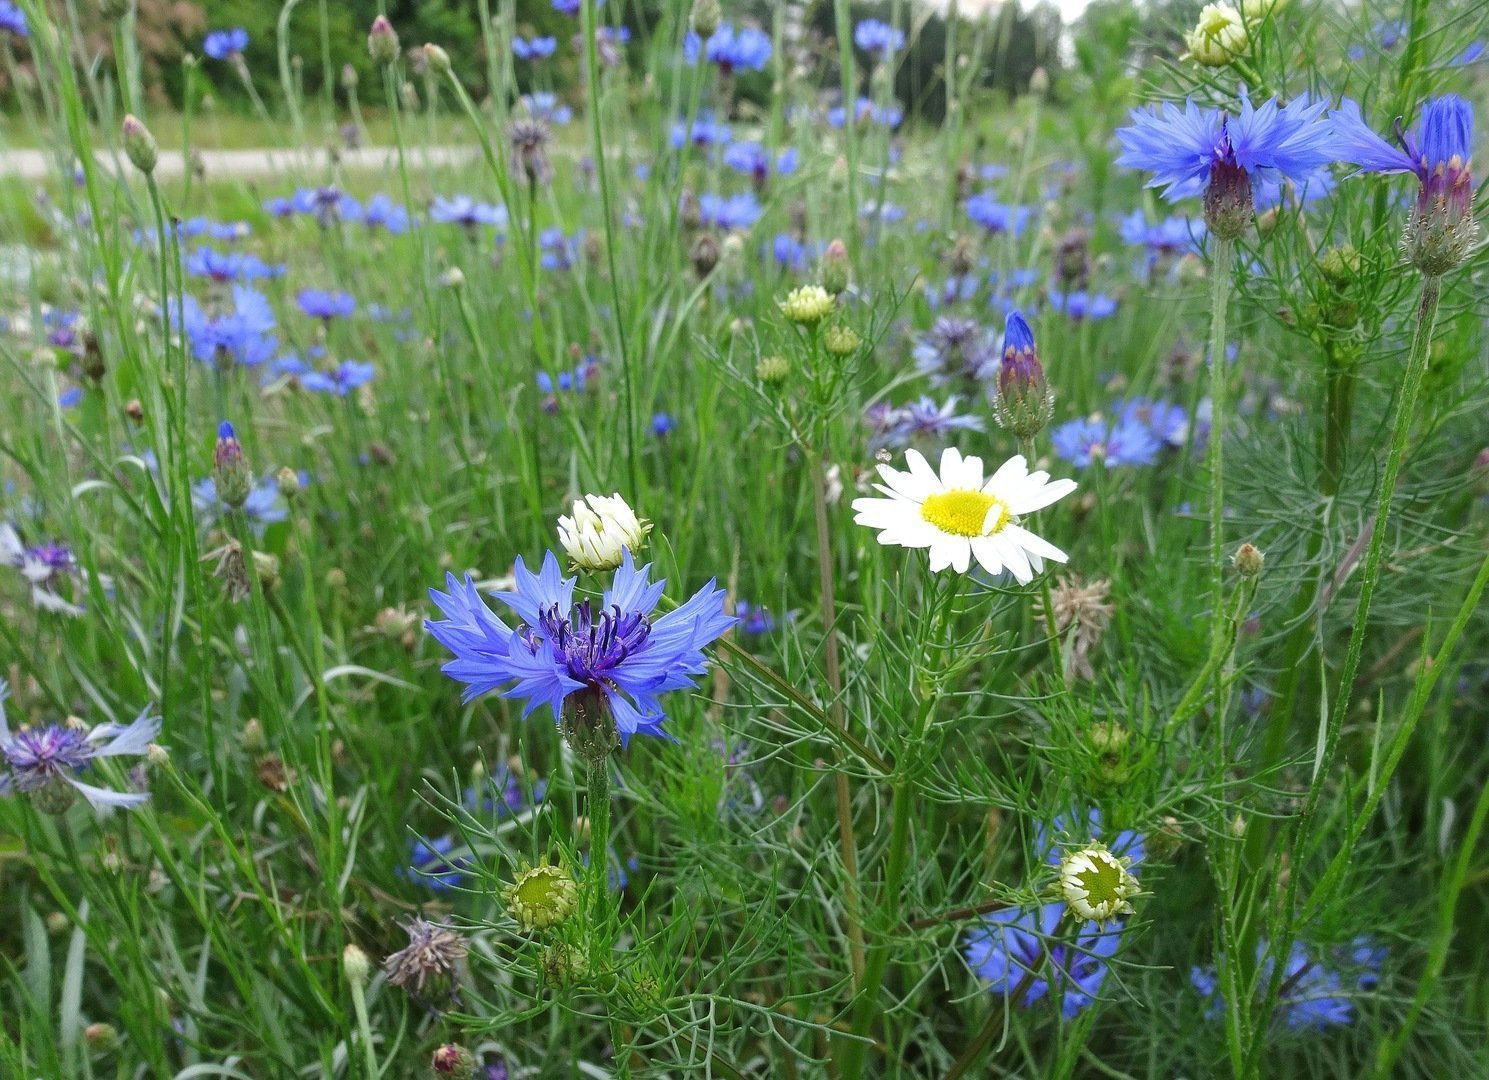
<box><xmin>1329</xmin><ymin>95</ymin><xmax>1476</xmax><ymax>272</ymax></box>
<box><xmin>1115</xmin><ymin>95</ymin><xmax>1338</xmax><ymax>233</ymax></box>
<box><xmin>0</xmin><ymin>683</ymin><xmax>160</xmax><ymax>810</ymax></box>
<box><xmin>1191</xmin><ymin>937</ymin><xmax>1385</xmax><ymax>1029</ymax></box>
<box><xmin>185</xmin><ymin>246</ymin><xmax>285</xmax><ymax>284</ymax></box>
<box><xmin>519</xmin><ymin>92</ymin><xmax>573</xmax><ymax>125</ymax></box>
<box><xmin>965</xmin><ymin>902</ymin><xmax>1124</xmax><ymax>1018</ymax></box>
<box><xmin>0</xmin><ymin>1</ymin><xmax>28</xmax><ymax>37</ymax></box>
<box><xmin>0</xmin><ymin>524</ymin><xmax>83</xmax><ymax>616</ymax></box>
<box><xmin>1048</xmin><ymin>290</ymin><xmax>1118</xmax><ymax>321</ymax></box>
<box><xmin>430</xmin><ymin>195</ymin><xmax>508</xmax><ymax>230</ymax></box>
<box><xmin>512</xmin><ymin>35</ymin><xmax>557</xmax><ymax>60</ymax></box>
<box><xmin>296</xmin><ymin>289</ymin><xmax>357</xmax><ymax>321</ymax></box>
<box><xmin>172</xmin><ymin>286</ymin><xmax>278</xmax><ymax>369</ymax></box>
<box><xmin>203</xmin><ymin>27</ymin><xmax>249</xmax><ymax>61</ymax></box>
<box><xmin>874</xmin><ymin>396</ymin><xmax>985</xmax><ymax>449</ymax></box>
<box><xmin>301</xmin><ymin>360</ymin><xmax>376</xmax><ymax>396</ymax></box>
<box><xmin>1051</xmin><ymin>414</ymin><xmax>1161</xmax><ymax>468</ymax></box>
<box><xmin>426</xmin><ymin>551</ymin><xmax>734</xmax><ymax>744</ymax></box>
<box><xmin>684</xmin><ymin>23</ymin><xmax>772</xmax><ymax>74</ymax></box>
<box><xmin>966</xmin><ymin>194</ymin><xmax>1033</xmax><ymax>236</ymax></box>
<box><xmin>854</xmin><ymin>19</ymin><xmax>905</xmax><ymax>56</ymax></box>
<box><xmin>913</xmin><ymin>316</ymin><xmax>999</xmax><ymax>386</ymax></box>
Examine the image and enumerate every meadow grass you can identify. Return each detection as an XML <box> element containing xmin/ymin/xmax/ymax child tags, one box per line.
<box><xmin>0</xmin><ymin>0</ymin><xmax>1488</xmax><ymax>1077</ymax></box>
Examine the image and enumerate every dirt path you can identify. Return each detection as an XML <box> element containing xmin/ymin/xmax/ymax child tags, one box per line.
<box><xmin>0</xmin><ymin>144</ymin><xmax>480</xmax><ymax>182</ymax></box>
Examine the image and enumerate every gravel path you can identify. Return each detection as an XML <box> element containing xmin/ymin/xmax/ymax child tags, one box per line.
<box><xmin>0</xmin><ymin>144</ymin><xmax>480</xmax><ymax>182</ymax></box>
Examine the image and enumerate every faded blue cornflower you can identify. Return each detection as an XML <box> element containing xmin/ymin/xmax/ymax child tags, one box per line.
<box><xmin>1048</xmin><ymin>290</ymin><xmax>1118</xmax><ymax>321</ymax></box>
<box><xmin>965</xmin><ymin>902</ymin><xmax>1124</xmax><ymax>1018</ymax></box>
<box><xmin>0</xmin><ymin>524</ymin><xmax>84</xmax><ymax>616</ymax></box>
<box><xmin>872</xmin><ymin>396</ymin><xmax>985</xmax><ymax>450</ymax></box>
<box><xmin>1118</xmin><ymin>209</ymin><xmax>1205</xmax><ymax>258</ymax></box>
<box><xmin>426</xmin><ymin>551</ymin><xmax>734</xmax><ymax>751</ymax></box>
<box><xmin>185</xmin><ymin>246</ymin><xmax>285</xmax><ymax>284</ymax></box>
<box><xmin>724</xmin><ymin>142</ymin><xmax>798</xmax><ymax>189</ymax></box>
<box><xmin>173</xmin><ymin>286</ymin><xmax>278</xmax><ymax>369</ymax></box>
<box><xmin>828</xmin><ymin>97</ymin><xmax>903</xmax><ymax>129</ymax></box>
<box><xmin>430</xmin><ymin>195</ymin><xmax>509</xmax><ymax>231</ymax></box>
<box><xmin>0</xmin><ymin>682</ymin><xmax>161</xmax><ymax>811</ymax></box>
<box><xmin>203</xmin><ymin>27</ymin><xmax>249</xmax><ymax>61</ymax></box>
<box><xmin>192</xmin><ymin>477</ymin><xmax>288</xmax><ymax>528</ymax></box>
<box><xmin>913</xmin><ymin>316</ymin><xmax>999</xmax><ymax>387</ymax></box>
<box><xmin>697</xmin><ymin>192</ymin><xmax>762</xmax><ymax>230</ymax></box>
<box><xmin>671</xmin><ymin>114</ymin><xmax>732</xmax><ymax>151</ymax></box>
<box><xmin>519</xmin><ymin>92</ymin><xmax>573</xmax><ymax>125</ymax></box>
<box><xmin>1329</xmin><ymin>95</ymin><xmax>1477</xmax><ymax>273</ymax></box>
<box><xmin>1115</xmin><ymin>94</ymin><xmax>1337</xmax><ymax>237</ymax></box>
<box><xmin>358</xmin><ymin>194</ymin><xmax>411</xmax><ymax>234</ymax></box>
<box><xmin>302</xmin><ymin>360</ymin><xmax>376</xmax><ymax>396</ymax></box>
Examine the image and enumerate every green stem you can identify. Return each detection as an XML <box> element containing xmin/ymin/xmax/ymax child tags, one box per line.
<box><xmin>1205</xmin><ymin>237</ymin><xmax>1235</xmax><ymax>659</ymax></box>
<box><xmin>347</xmin><ymin>973</ymin><xmax>379</xmax><ymax>1077</ymax></box>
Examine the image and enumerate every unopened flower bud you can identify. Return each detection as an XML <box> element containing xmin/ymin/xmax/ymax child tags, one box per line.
<box><xmin>368</xmin><ymin>16</ymin><xmax>400</xmax><ymax>64</ymax></box>
<box><xmin>690</xmin><ymin>0</ymin><xmax>722</xmax><ymax>40</ymax></box>
<box><xmin>502</xmin><ymin>860</ymin><xmax>579</xmax><ymax>931</ymax></box>
<box><xmin>1403</xmin><ymin>96</ymin><xmax>1478</xmax><ymax>276</ymax></box>
<box><xmin>342</xmin><ymin>943</ymin><xmax>371</xmax><ymax>986</ymax></box>
<box><xmin>689</xmin><ymin>232</ymin><xmax>720</xmax><ymax>278</ymax></box>
<box><xmin>124</xmin><ymin>398</ymin><xmax>144</xmax><ymax>422</ymax></box>
<box><xmin>1029</xmin><ymin>66</ymin><xmax>1049</xmax><ymax>97</ymax></box>
<box><xmin>993</xmin><ymin>310</ymin><xmax>1054</xmax><ymax>440</ymax></box>
<box><xmin>121</xmin><ymin>114</ymin><xmax>158</xmax><ymax>175</ymax></box>
<box><xmin>557</xmin><ymin>492</ymin><xmax>651</xmax><ymax>572</ymax></box>
<box><xmin>1185</xmin><ymin>3</ymin><xmax>1248</xmax><ymax>67</ymax></box>
<box><xmin>1203</xmin><ymin>158</ymin><xmax>1254</xmax><ymax>240</ymax></box>
<box><xmin>756</xmin><ymin>354</ymin><xmax>789</xmax><ymax>385</ymax></box>
<box><xmin>422</xmin><ymin>43</ymin><xmax>452</xmax><ymax>76</ymax></box>
<box><xmin>1233</xmin><ymin>542</ymin><xmax>1264</xmax><ymax>577</ymax></box>
<box><xmin>212</xmin><ymin>421</ymin><xmax>252</xmax><ymax>509</ymax></box>
<box><xmin>440</xmin><ymin>266</ymin><xmax>465</xmax><ymax>289</ymax></box>
<box><xmin>276</xmin><ymin>467</ymin><xmax>301</xmax><ymax>499</ymax></box>
<box><xmin>820</xmin><ymin>239</ymin><xmax>851</xmax><ymax>295</ymax></box>
<box><xmin>430</xmin><ymin>1044</ymin><xmax>476</xmax><ymax>1078</ymax></box>
<box><xmin>823</xmin><ymin>324</ymin><xmax>861</xmax><ymax>357</ymax></box>
<box><xmin>84</xmin><ymin>1022</ymin><xmax>120</xmax><ymax>1052</ymax></box>
<box><xmin>779</xmin><ymin>284</ymin><xmax>834</xmax><ymax>325</ymax></box>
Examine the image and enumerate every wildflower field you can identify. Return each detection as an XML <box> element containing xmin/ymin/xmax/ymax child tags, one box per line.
<box><xmin>1</xmin><ymin>0</ymin><xmax>1487</xmax><ymax>1075</ymax></box>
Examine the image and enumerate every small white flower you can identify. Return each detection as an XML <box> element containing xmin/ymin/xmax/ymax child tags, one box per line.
<box><xmin>557</xmin><ymin>493</ymin><xmax>651</xmax><ymax>573</ymax></box>
<box><xmin>851</xmin><ymin>447</ymin><xmax>1076</xmax><ymax>582</ymax></box>
<box><xmin>1058</xmin><ymin>842</ymin><xmax>1140</xmax><ymax>925</ymax></box>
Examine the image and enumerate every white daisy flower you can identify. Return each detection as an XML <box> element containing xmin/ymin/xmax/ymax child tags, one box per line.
<box><xmin>851</xmin><ymin>447</ymin><xmax>1077</xmax><ymax>582</ymax></box>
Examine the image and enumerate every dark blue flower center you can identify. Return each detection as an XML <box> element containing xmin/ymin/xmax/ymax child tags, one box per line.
<box><xmin>529</xmin><ymin>601</ymin><xmax>652</xmax><ymax>687</ymax></box>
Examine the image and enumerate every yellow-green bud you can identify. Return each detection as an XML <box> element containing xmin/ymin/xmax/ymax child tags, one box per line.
<box><xmin>823</xmin><ymin>325</ymin><xmax>861</xmax><ymax>357</ymax></box>
<box><xmin>779</xmin><ymin>284</ymin><xmax>834</xmax><ymax>325</ymax></box>
<box><xmin>121</xmin><ymin>114</ymin><xmax>158</xmax><ymax>175</ymax></box>
<box><xmin>84</xmin><ymin>1022</ymin><xmax>120</xmax><ymax>1053</ymax></box>
<box><xmin>820</xmin><ymin>239</ymin><xmax>851</xmax><ymax>295</ymax></box>
<box><xmin>542</xmin><ymin>942</ymin><xmax>590</xmax><ymax>986</ymax></box>
<box><xmin>756</xmin><ymin>354</ymin><xmax>789</xmax><ymax>385</ymax></box>
<box><xmin>1185</xmin><ymin>3</ymin><xmax>1248</xmax><ymax>67</ymax></box>
<box><xmin>422</xmin><ymin>43</ymin><xmax>452</xmax><ymax>76</ymax></box>
<box><xmin>276</xmin><ymin>467</ymin><xmax>301</xmax><ymax>499</ymax></box>
<box><xmin>503</xmin><ymin>860</ymin><xmax>579</xmax><ymax>931</ymax></box>
<box><xmin>342</xmin><ymin>943</ymin><xmax>371</xmax><ymax>986</ymax></box>
<box><xmin>1319</xmin><ymin>245</ymin><xmax>1361</xmax><ymax>287</ymax></box>
<box><xmin>440</xmin><ymin>266</ymin><xmax>466</xmax><ymax>290</ymax></box>
<box><xmin>1232</xmin><ymin>542</ymin><xmax>1264</xmax><ymax>578</ymax></box>
<box><xmin>690</xmin><ymin>0</ymin><xmax>722</xmax><ymax>40</ymax></box>
<box><xmin>368</xmin><ymin>16</ymin><xmax>400</xmax><ymax>65</ymax></box>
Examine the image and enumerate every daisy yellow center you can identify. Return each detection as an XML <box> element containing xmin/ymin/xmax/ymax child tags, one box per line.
<box><xmin>920</xmin><ymin>490</ymin><xmax>1010</xmax><ymax>537</ymax></box>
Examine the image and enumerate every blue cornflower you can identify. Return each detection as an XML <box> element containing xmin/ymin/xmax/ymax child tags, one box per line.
<box><xmin>0</xmin><ymin>682</ymin><xmax>160</xmax><ymax>810</ymax></box>
<box><xmin>296</xmin><ymin>289</ymin><xmax>356</xmax><ymax>321</ymax></box>
<box><xmin>58</xmin><ymin>387</ymin><xmax>83</xmax><ymax>409</ymax></box>
<box><xmin>1115</xmin><ymin>95</ymin><xmax>1337</xmax><ymax>217</ymax></box>
<box><xmin>734</xmin><ymin>601</ymin><xmax>777</xmax><ymax>634</ymax></box>
<box><xmin>1117</xmin><ymin>398</ymin><xmax>1189</xmax><ymax>449</ymax></box>
<box><xmin>913</xmin><ymin>316</ymin><xmax>999</xmax><ymax>386</ymax></box>
<box><xmin>551</xmin><ymin>0</ymin><xmax>600</xmax><ymax>14</ymax></box>
<box><xmin>697</xmin><ymin>192</ymin><xmax>762</xmax><ymax>230</ymax></box>
<box><xmin>1051</xmin><ymin>414</ymin><xmax>1161</xmax><ymax>468</ymax></box>
<box><xmin>854</xmin><ymin>19</ymin><xmax>905</xmax><ymax>56</ymax></box>
<box><xmin>1192</xmin><ymin>937</ymin><xmax>1384</xmax><ymax>1029</ymax></box>
<box><xmin>0</xmin><ymin>1</ymin><xmax>28</xmax><ymax>36</ymax></box>
<box><xmin>965</xmin><ymin>902</ymin><xmax>1124</xmax><ymax>1017</ymax></box>
<box><xmin>173</xmin><ymin>286</ymin><xmax>278</xmax><ymax>369</ymax></box>
<box><xmin>301</xmin><ymin>360</ymin><xmax>376</xmax><ymax>396</ymax></box>
<box><xmin>430</xmin><ymin>195</ymin><xmax>508</xmax><ymax>230</ymax></box>
<box><xmin>723</xmin><ymin>141</ymin><xmax>798</xmax><ymax>186</ymax></box>
<box><xmin>536</xmin><ymin>365</ymin><xmax>591</xmax><ymax>406</ymax></box>
<box><xmin>513</xmin><ymin>35</ymin><xmax>557</xmax><ymax>60</ymax></box>
<box><xmin>671</xmin><ymin>114</ymin><xmax>732</xmax><ymax>150</ymax></box>
<box><xmin>828</xmin><ymin>97</ymin><xmax>903</xmax><ymax>129</ymax></box>
<box><xmin>402</xmin><ymin>835</ymin><xmax>470</xmax><ymax>892</ymax></box>
<box><xmin>203</xmin><ymin>27</ymin><xmax>248</xmax><ymax>60</ymax></box>
<box><xmin>1048</xmin><ymin>290</ymin><xmax>1118</xmax><ymax>321</ymax></box>
<box><xmin>1038</xmin><ymin>808</ymin><xmax>1146</xmax><ymax>868</ymax></box>
<box><xmin>426</xmin><ymin>551</ymin><xmax>734</xmax><ymax>744</ymax></box>
<box><xmin>966</xmin><ymin>193</ymin><xmax>1033</xmax><ymax>236</ymax></box>
<box><xmin>520</xmin><ymin>92</ymin><xmax>573</xmax><ymax>125</ymax></box>
<box><xmin>540</xmin><ymin>228</ymin><xmax>582</xmax><ymax>272</ymax></box>
<box><xmin>0</xmin><ymin>524</ymin><xmax>84</xmax><ymax>615</ymax></box>
<box><xmin>1118</xmin><ymin>209</ymin><xmax>1205</xmax><ymax>257</ymax></box>
<box><xmin>650</xmin><ymin>412</ymin><xmax>676</xmax><ymax>437</ymax></box>
<box><xmin>1451</xmin><ymin>41</ymin><xmax>1485</xmax><ymax>67</ymax></box>
<box><xmin>185</xmin><ymin>246</ymin><xmax>285</xmax><ymax>284</ymax></box>
<box><xmin>684</xmin><ymin>23</ymin><xmax>772</xmax><ymax>74</ymax></box>
<box><xmin>359</xmin><ymin>194</ymin><xmax>411</xmax><ymax>233</ymax></box>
